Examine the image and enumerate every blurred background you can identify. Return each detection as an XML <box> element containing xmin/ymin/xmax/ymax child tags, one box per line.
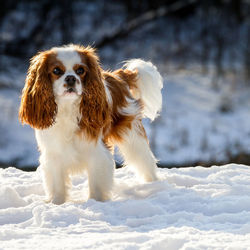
<box><xmin>0</xmin><ymin>0</ymin><xmax>250</xmax><ymax>170</ymax></box>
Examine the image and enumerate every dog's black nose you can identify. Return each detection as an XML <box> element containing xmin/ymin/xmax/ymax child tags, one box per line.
<box><xmin>65</xmin><ymin>75</ymin><xmax>76</xmax><ymax>87</ymax></box>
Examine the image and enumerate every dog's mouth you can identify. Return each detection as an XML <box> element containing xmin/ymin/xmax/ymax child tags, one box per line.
<box><xmin>61</xmin><ymin>87</ymin><xmax>82</xmax><ymax>98</ymax></box>
<box><xmin>63</xmin><ymin>87</ymin><xmax>77</xmax><ymax>95</ymax></box>
<box><xmin>67</xmin><ymin>88</ymin><xmax>75</xmax><ymax>93</ymax></box>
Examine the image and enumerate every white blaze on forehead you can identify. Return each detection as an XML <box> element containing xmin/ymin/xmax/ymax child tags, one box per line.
<box><xmin>51</xmin><ymin>47</ymin><xmax>84</xmax><ymax>98</ymax></box>
<box><xmin>52</xmin><ymin>47</ymin><xmax>82</xmax><ymax>70</ymax></box>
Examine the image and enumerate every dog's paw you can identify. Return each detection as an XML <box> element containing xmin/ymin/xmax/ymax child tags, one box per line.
<box><xmin>51</xmin><ymin>195</ymin><xmax>66</xmax><ymax>205</ymax></box>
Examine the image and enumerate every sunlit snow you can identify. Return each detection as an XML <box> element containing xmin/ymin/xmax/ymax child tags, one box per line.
<box><xmin>0</xmin><ymin>164</ymin><xmax>250</xmax><ymax>249</ymax></box>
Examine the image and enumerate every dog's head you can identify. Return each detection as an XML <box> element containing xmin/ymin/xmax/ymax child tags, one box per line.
<box><xmin>19</xmin><ymin>45</ymin><xmax>110</xmax><ymax>137</ymax></box>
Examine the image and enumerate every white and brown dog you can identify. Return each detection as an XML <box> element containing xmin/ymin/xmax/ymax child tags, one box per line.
<box><xmin>19</xmin><ymin>44</ymin><xmax>163</xmax><ymax>204</ymax></box>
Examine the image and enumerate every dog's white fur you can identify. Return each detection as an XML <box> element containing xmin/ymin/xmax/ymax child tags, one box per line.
<box><xmin>125</xmin><ymin>59</ymin><xmax>163</xmax><ymax>120</ymax></box>
<box><xmin>31</xmin><ymin>47</ymin><xmax>163</xmax><ymax>204</ymax></box>
<box><xmin>36</xmin><ymin>98</ymin><xmax>115</xmax><ymax>204</ymax></box>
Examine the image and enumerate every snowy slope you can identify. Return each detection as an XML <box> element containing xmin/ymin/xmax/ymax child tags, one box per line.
<box><xmin>0</xmin><ymin>164</ymin><xmax>250</xmax><ymax>249</ymax></box>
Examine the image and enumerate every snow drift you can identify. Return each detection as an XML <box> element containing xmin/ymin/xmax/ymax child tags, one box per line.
<box><xmin>0</xmin><ymin>164</ymin><xmax>250</xmax><ymax>249</ymax></box>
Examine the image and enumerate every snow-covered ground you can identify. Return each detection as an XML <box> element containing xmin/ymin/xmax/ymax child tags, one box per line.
<box><xmin>0</xmin><ymin>164</ymin><xmax>250</xmax><ymax>249</ymax></box>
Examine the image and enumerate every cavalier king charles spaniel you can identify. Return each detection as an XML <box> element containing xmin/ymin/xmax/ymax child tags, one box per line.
<box><xmin>19</xmin><ymin>44</ymin><xmax>163</xmax><ymax>204</ymax></box>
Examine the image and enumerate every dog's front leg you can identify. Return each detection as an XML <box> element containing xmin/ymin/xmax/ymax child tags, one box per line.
<box><xmin>86</xmin><ymin>143</ymin><xmax>115</xmax><ymax>202</ymax></box>
<box><xmin>41</xmin><ymin>154</ymin><xmax>71</xmax><ymax>205</ymax></box>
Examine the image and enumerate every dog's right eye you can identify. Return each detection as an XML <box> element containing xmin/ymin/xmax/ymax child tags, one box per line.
<box><xmin>53</xmin><ymin>67</ymin><xmax>63</xmax><ymax>75</ymax></box>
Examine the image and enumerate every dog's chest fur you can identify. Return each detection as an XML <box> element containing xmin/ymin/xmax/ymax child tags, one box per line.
<box><xmin>35</xmin><ymin>99</ymin><xmax>93</xmax><ymax>168</ymax></box>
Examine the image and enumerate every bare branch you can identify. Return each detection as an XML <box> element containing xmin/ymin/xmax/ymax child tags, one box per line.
<box><xmin>96</xmin><ymin>0</ymin><xmax>198</xmax><ymax>48</ymax></box>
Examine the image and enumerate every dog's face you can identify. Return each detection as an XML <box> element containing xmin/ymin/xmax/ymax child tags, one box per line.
<box><xmin>49</xmin><ymin>47</ymin><xmax>86</xmax><ymax>100</ymax></box>
<box><xmin>19</xmin><ymin>45</ymin><xmax>110</xmax><ymax>136</ymax></box>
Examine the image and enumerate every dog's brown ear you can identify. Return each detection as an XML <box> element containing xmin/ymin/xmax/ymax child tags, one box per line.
<box><xmin>19</xmin><ymin>51</ymin><xmax>57</xmax><ymax>129</ymax></box>
<box><xmin>77</xmin><ymin>46</ymin><xmax>110</xmax><ymax>140</ymax></box>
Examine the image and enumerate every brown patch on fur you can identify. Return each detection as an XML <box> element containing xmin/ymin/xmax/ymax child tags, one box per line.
<box><xmin>73</xmin><ymin>64</ymin><xmax>87</xmax><ymax>79</ymax></box>
<box><xmin>102</xmin><ymin>71</ymin><xmax>143</xmax><ymax>144</ymax></box>
<box><xmin>114</xmin><ymin>68</ymin><xmax>138</xmax><ymax>95</ymax></box>
<box><xmin>48</xmin><ymin>58</ymin><xmax>66</xmax><ymax>83</ymax></box>
<box><xmin>74</xmin><ymin>46</ymin><xmax>143</xmax><ymax>143</ymax></box>
<box><xmin>19</xmin><ymin>51</ymin><xmax>58</xmax><ymax>129</ymax></box>
<box><xmin>75</xmin><ymin>46</ymin><xmax>111</xmax><ymax>140</ymax></box>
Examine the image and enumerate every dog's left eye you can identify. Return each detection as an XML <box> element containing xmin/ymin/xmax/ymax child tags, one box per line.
<box><xmin>76</xmin><ymin>67</ymin><xmax>85</xmax><ymax>75</ymax></box>
<box><xmin>53</xmin><ymin>67</ymin><xmax>63</xmax><ymax>75</ymax></box>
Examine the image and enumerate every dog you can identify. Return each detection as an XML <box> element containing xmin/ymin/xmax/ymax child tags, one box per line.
<box><xmin>19</xmin><ymin>44</ymin><xmax>163</xmax><ymax>204</ymax></box>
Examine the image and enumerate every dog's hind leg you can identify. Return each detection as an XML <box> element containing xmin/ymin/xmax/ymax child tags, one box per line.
<box><xmin>117</xmin><ymin>122</ymin><xmax>158</xmax><ymax>182</ymax></box>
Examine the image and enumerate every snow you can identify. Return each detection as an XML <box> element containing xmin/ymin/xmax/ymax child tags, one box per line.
<box><xmin>0</xmin><ymin>89</ymin><xmax>38</xmax><ymax>167</ymax></box>
<box><xmin>146</xmin><ymin>72</ymin><xmax>250</xmax><ymax>165</ymax></box>
<box><xmin>0</xmin><ymin>164</ymin><xmax>250</xmax><ymax>249</ymax></box>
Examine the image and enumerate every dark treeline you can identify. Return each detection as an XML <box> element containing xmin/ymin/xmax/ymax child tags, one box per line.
<box><xmin>0</xmin><ymin>0</ymin><xmax>249</xmax><ymax>82</ymax></box>
<box><xmin>0</xmin><ymin>0</ymin><xmax>249</xmax><ymax>54</ymax></box>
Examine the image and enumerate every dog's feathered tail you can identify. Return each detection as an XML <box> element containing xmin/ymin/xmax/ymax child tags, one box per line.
<box><xmin>124</xmin><ymin>59</ymin><xmax>163</xmax><ymax>121</ymax></box>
